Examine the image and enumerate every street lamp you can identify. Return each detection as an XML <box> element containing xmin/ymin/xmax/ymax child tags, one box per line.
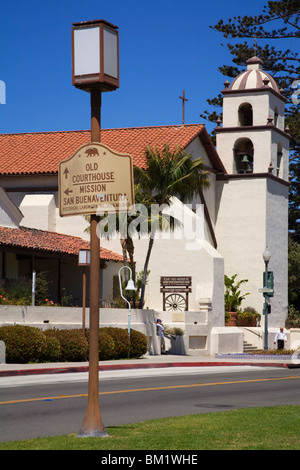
<box><xmin>118</xmin><ymin>266</ymin><xmax>136</xmax><ymax>340</ymax></box>
<box><xmin>263</xmin><ymin>247</ymin><xmax>271</xmax><ymax>350</ymax></box>
<box><xmin>73</xmin><ymin>18</ymin><xmax>119</xmax><ymax>439</ymax></box>
<box><xmin>78</xmin><ymin>249</ymin><xmax>90</xmax><ymax>334</ymax></box>
<box><xmin>72</xmin><ymin>19</ymin><xmax>119</xmax><ymax>93</ymax></box>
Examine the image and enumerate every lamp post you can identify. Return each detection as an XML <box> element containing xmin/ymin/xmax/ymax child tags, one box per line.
<box><xmin>263</xmin><ymin>247</ymin><xmax>271</xmax><ymax>350</ymax></box>
<box><xmin>73</xmin><ymin>19</ymin><xmax>119</xmax><ymax>438</ymax></box>
<box><xmin>118</xmin><ymin>266</ymin><xmax>136</xmax><ymax>341</ymax></box>
<box><xmin>78</xmin><ymin>249</ymin><xmax>90</xmax><ymax>335</ymax></box>
<box><xmin>32</xmin><ymin>270</ymin><xmax>36</xmax><ymax>307</ymax></box>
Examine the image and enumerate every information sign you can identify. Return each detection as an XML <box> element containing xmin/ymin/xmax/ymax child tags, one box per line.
<box><xmin>59</xmin><ymin>142</ymin><xmax>134</xmax><ymax>217</ymax></box>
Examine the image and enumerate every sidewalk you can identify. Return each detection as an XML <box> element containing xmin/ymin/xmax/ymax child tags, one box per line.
<box><xmin>0</xmin><ymin>352</ymin><xmax>297</xmax><ymax>377</ymax></box>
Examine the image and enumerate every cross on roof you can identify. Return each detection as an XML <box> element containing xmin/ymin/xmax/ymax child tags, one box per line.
<box><xmin>254</xmin><ymin>36</ymin><xmax>257</xmax><ymax>55</ymax></box>
<box><xmin>179</xmin><ymin>90</ymin><xmax>188</xmax><ymax>126</ymax></box>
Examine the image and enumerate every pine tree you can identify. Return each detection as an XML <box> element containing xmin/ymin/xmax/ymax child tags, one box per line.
<box><xmin>200</xmin><ymin>0</ymin><xmax>300</xmax><ymax>237</ymax></box>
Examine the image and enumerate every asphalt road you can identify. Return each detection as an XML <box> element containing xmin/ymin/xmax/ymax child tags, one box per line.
<box><xmin>1</xmin><ymin>365</ymin><xmax>300</xmax><ymax>443</ymax></box>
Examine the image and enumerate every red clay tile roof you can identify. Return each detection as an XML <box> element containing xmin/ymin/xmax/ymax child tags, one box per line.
<box><xmin>0</xmin><ymin>225</ymin><xmax>122</xmax><ymax>261</ymax></box>
<box><xmin>0</xmin><ymin>124</ymin><xmax>225</xmax><ymax>176</ymax></box>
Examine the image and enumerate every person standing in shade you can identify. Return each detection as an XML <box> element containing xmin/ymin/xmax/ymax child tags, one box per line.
<box><xmin>274</xmin><ymin>327</ymin><xmax>287</xmax><ymax>350</ymax></box>
<box><xmin>157</xmin><ymin>319</ymin><xmax>167</xmax><ymax>354</ymax></box>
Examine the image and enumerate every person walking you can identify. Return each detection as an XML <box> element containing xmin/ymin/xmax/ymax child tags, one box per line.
<box><xmin>274</xmin><ymin>327</ymin><xmax>287</xmax><ymax>350</ymax></box>
<box><xmin>157</xmin><ymin>319</ymin><xmax>167</xmax><ymax>354</ymax></box>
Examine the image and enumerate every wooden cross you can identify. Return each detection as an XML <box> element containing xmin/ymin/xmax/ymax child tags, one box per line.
<box><xmin>179</xmin><ymin>90</ymin><xmax>188</xmax><ymax>125</ymax></box>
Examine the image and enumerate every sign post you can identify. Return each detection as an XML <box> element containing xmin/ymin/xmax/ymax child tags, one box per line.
<box><xmin>58</xmin><ymin>139</ymin><xmax>133</xmax><ymax>438</ymax></box>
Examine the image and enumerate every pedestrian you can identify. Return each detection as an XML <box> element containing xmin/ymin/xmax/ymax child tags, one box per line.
<box><xmin>274</xmin><ymin>327</ymin><xmax>287</xmax><ymax>350</ymax></box>
<box><xmin>157</xmin><ymin>319</ymin><xmax>167</xmax><ymax>354</ymax></box>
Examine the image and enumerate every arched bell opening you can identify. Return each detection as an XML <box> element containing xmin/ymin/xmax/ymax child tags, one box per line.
<box><xmin>277</xmin><ymin>142</ymin><xmax>283</xmax><ymax>178</ymax></box>
<box><xmin>233</xmin><ymin>138</ymin><xmax>254</xmax><ymax>174</ymax></box>
<box><xmin>238</xmin><ymin>103</ymin><xmax>253</xmax><ymax>126</ymax></box>
<box><xmin>274</xmin><ymin>106</ymin><xmax>279</xmax><ymax>128</ymax></box>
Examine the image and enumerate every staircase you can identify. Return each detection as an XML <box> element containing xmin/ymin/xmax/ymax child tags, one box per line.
<box><xmin>243</xmin><ymin>340</ymin><xmax>258</xmax><ymax>353</ymax></box>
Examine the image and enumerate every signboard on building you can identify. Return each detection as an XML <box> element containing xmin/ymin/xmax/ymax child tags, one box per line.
<box><xmin>59</xmin><ymin>142</ymin><xmax>134</xmax><ymax>217</ymax></box>
<box><xmin>160</xmin><ymin>276</ymin><xmax>192</xmax><ymax>288</ymax></box>
<box><xmin>160</xmin><ymin>276</ymin><xmax>192</xmax><ymax>311</ymax></box>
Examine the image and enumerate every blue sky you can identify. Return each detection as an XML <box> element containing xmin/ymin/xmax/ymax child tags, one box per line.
<box><xmin>0</xmin><ymin>0</ymin><xmax>272</xmax><ymax>136</ymax></box>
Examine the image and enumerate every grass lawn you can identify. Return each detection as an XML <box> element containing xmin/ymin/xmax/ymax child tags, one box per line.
<box><xmin>0</xmin><ymin>405</ymin><xmax>299</xmax><ymax>450</ymax></box>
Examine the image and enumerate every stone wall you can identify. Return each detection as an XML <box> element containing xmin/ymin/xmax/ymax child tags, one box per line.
<box><xmin>1</xmin><ymin>305</ymin><xmax>297</xmax><ymax>356</ymax></box>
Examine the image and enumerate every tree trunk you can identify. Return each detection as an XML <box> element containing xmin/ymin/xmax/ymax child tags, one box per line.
<box><xmin>139</xmin><ymin>237</ymin><xmax>154</xmax><ymax>309</ymax></box>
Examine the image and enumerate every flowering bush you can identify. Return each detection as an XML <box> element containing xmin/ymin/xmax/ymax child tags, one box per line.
<box><xmin>44</xmin><ymin>299</ymin><xmax>56</xmax><ymax>306</ymax></box>
<box><xmin>0</xmin><ymin>275</ymin><xmax>70</xmax><ymax>306</ymax></box>
<box><xmin>0</xmin><ymin>294</ymin><xmax>8</xmax><ymax>304</ymax></box>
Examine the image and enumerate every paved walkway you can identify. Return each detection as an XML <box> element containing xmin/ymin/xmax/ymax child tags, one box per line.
<box><xmin>0</xmin><ymin>352</ymin><xmax>298</xmax><ymax>377</ymax></box>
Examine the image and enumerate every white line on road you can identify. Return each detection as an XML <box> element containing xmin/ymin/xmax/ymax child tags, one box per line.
<box><xmin>0</xmin><ymin>366</ymin><xmax>277</xmax><ymax>388</ymax></box>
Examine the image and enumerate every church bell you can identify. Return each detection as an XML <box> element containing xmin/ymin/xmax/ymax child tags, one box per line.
<box><xmin>241</xmin><ymin>155</ymin><xmax>249</xmax><ymax>163</ymax></box>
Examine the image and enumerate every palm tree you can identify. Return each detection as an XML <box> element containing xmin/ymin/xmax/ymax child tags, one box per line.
<box><xmin>85</xmin><ymin>185</ymin><xmax>154</xmax><ymax>307</ymax></box>
<box><xmin>134</xmin><ymin>143</ymin><xmax>210</xmax><ymax>308</ymax></box>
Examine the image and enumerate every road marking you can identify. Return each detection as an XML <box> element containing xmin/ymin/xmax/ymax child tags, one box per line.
<box><xmin>0</xmin><ymin>375</ymin><xmax>299</xmax><ymax>406</ymax></box>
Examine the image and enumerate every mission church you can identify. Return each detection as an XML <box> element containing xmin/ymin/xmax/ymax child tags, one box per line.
<box><xmin>0</xmin><ymin>57</ymin><xmax>290</xmax><ymax>351</ymax></box>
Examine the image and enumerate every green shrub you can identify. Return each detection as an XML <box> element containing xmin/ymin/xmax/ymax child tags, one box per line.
<box><xmin>41</xmin><ymin>330</ymin><xmax>61</xmax><ymax>362</ymax></box>
<box><xmin>129</xmin><ymin>329</ymin><xmax>148</xmax><ymax>358</ymax></box>
<box><xmin>51</xmin><ymin>328</ymin><xmax>88</xmax><ymax>362</ymax></box>
<box><xmin>101</xmin><ymin>327</ymin><xmax>130</xmax><ymax>359</ymax></box>
<box><xmin>98</xmin><ymin>331</ymin><xmax>115</xmax><ymax>360</ymax></box>
<box><xmin>0</xmin><ymin>325</ymin><xmax>46</xmax><ymax>363</ymax></box>
<box><xmin>165</xmin><ymin>326</ymin><xmax>185</xmax><ymax>336</ymax></box>
<box><xmin>0</xmin><ymin>326</ymin><xmax>148</xmax><ymax>363</ymax></box>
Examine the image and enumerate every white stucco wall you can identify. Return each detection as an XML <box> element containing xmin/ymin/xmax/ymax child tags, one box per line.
<box><xmin>215</xmin><ymin>176</ymin><xmax>288</xmax><ymax>327</ymax></box>
<box><xmin>222</xmin><ymin>91</ymin><xmax>285</xmax><ymax>130</ymax></box>
<box><xmin>265</xmin><ymin>178</ymin><xmax>289</xmax><ymax>325</ymax></box>
<box><xmin>217</xmin><ymin>128</ymin><xmax>289</xmax><ymax>176</ymax></box>
<box><xmin>0</xmin><ymin>187</ymin><xmax>23</xmax><ymax>228</ymax></box>
<box><xmin>20</xmin><ymin>194</ymin><xmax>56</xmax><ymax>231</ymax></box>
<box><xmin>99</xmin><ymin>197</ymin><xmax>225</xmax><ymax>323</ymax></box>
<box><xmin>216</xmin><ymin>178</ymin><xmax>266</xmax><ymax>310</ymax></box>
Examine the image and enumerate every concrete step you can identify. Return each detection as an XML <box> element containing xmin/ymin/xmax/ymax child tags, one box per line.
<box><xmin>243</xmin><ymin>341</ymin><xmax>258</xmax><ymax>352</ymax></box>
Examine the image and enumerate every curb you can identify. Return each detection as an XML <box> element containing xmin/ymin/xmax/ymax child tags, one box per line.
<box><xmin>0</xmin><ymin>360</ymin><xmax>292</xmax><ymax>378</ymax></box>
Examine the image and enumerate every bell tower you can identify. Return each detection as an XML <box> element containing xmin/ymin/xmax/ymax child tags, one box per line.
<box><xmin>215</xmin><ymin>57</ymin><xmax>290</xmax><ymax>328</ymax></box>
<box><xmin>216</xmin><ymin>56</ymin><xmax>289</xmax><ymax>179</ymax></box>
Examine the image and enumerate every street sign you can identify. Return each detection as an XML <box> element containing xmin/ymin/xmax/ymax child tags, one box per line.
<box><xmin>160</xmin><ymin>288</ymin><xmax>192</xmax><ymax>293</ymax></box>
<box><xmin>160</xmin><ymin>276</ymin><xmax>192</xmax><ymax>286</ymax></box>
<box><xmin>258</xmin><ymin>288</ymin><xmax>274</xmax><ymax>294</ymax></box>
<box><xmin>59</xmin><ymin>142</ymin><xmax>134</xmax><ymax>217</ymax></box>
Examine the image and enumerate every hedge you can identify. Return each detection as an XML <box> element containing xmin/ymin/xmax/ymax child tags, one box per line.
<box><xmin>0</xmin><ymin>325</ymin><xmax>148</xmax><ymax>363</ymax></box>
<box><xmin>129</xmin><ymin>329</ymin><xmax>148</xmax><ymax>358</ymax></box>
<box><xmin>46</xmin><ymin>328</ymin><xmax>89</xmax><ymax>362</ymax></box>
<box><xmin>0</xmin><ymin>325</ymin><xmax>46</xmax><ymax>364</ymax></box>
<box><xmin>100</xmin><ymin>327</ymin><xmax>130</xmax><ymax>359</ymax></box>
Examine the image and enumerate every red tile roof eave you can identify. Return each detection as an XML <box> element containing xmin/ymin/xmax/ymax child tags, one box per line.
<box><xmin>1</xmin><ymin>171</ymin><xmax>59</xmax><ymax>177</ymax></box>
<box><xmin>0</xmin><ymin>124</ymin><xmax>209</xmax><ymax>176</ymax></box>
<box><xmin>0</xmin><ymin>226</ymin><xmax>123</xmax><ymax>262</ymax></box>
<box><xmin>198</xmin><ymin>127</ymin><xmax>227</xmax><ymax>174</ymax></box>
